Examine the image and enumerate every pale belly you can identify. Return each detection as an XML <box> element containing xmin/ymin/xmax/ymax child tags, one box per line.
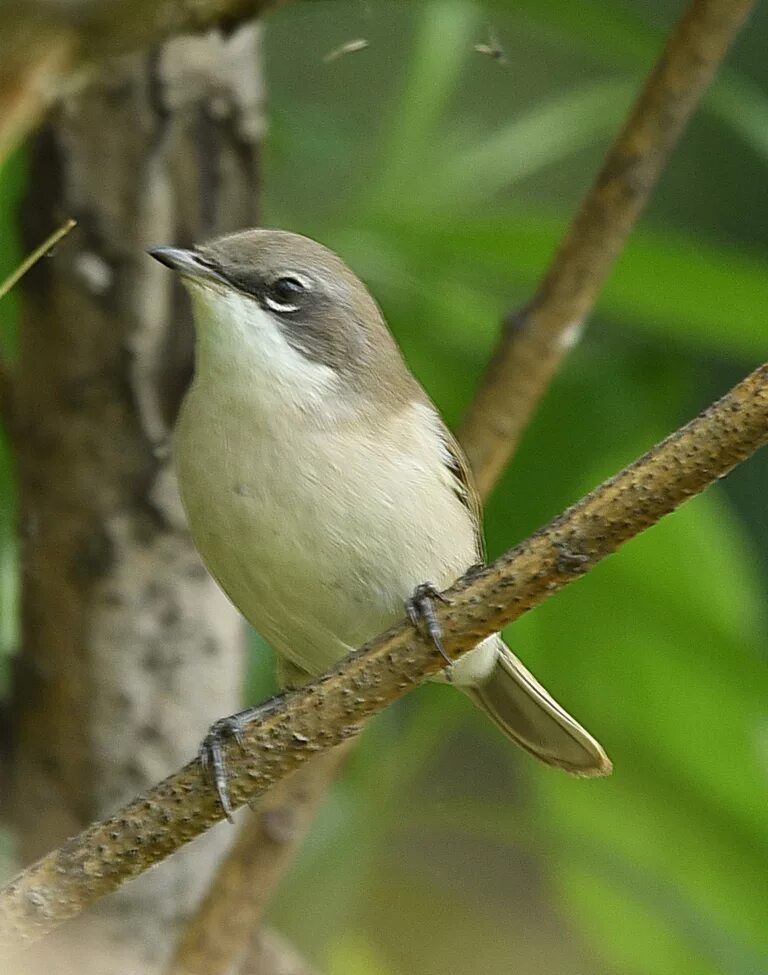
<box><xmin>175</xmin><ymin>395</ymin><xmax>481</xmax><ymax>679</ymax></box>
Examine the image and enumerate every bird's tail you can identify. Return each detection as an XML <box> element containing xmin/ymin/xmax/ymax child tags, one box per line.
<box><xmin>463</xmin><ymin>641</ymin><xmax>612</xmax><ymax>777</ymax></box>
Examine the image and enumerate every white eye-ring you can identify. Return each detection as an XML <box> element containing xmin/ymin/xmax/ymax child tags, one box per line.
<box><xmin>264</xmin><ymin>274</ymin><xmax>311</xmax><ymax>314</ymax></box>
<box><xmin>264</xmin><ymin>295</ymin><xmax>300</xmax><ymax>313</ymax></box>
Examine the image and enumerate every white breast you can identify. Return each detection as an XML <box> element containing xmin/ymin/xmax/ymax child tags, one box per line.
<box><xmin>178</xmin><ymin>394</ymin><xmax>478</xmax><ymax>671</ymax></box>
<box><xmin>175</xmin><ymin>285</ymin><xmax>493</xmax><ymax>682</ymax></box>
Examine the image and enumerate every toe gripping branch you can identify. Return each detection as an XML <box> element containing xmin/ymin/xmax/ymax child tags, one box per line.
<box><xmin>406</xmin><ymin>582</ymin><xmax>453</xmax><ymax>681</ymax></box>
<box><xmin>201</xmin><ymin>582</ymin><xmax>453</xmax><ymax>818</ymax></box>
<box><xmin>199</xmin><ymin>697</ymin><xmax>283</xmax><ymax>821</ymax></box>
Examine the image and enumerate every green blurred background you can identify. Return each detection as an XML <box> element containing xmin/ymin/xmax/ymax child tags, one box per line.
<box><xmin>2</xmin><ymin>1</ymin><xmax>768</xmax><ymax>973</ymax></box>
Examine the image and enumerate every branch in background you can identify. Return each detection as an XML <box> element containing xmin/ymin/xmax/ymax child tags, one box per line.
<box><xmin>0</xmin><ymin>0</ymin><xmax>279</xmax><ymax>163</ymax></box>
<box><xmin>166</xmin><ymin>745</ymin><xmax>351</xmax><ymax>975</ymax></box>
<box><xmin>9</xmin><ymin>24</ymin><xmax>263</xmax><ymax>975</ymax></box>
<box><xmin>2</xmin><ymin>357</ymin><xmax>767</xmax><ymax>956</ymax></box>
<box><xmin>239</xmin><ymin>928</ymin><xmax>321</xmax><ymax>975</ymax></box>
<box><xmin>0</xmin><ymin>3</ymin><xmax>756</xmax><ymax>969</ymax></box>
<box><xmin>0</xmin><ymin>30</ymin><xmax>76</xmax><ymax>165</ymax></box>
<box><xmin>162</xmin><ymin>4</ymin><xmax>758</xmax><ymax>959</ymax></box>
<box><xmin>458</xmin><ymin>0</ymin><xmax>756</xmax><ymax>496</ymax></box>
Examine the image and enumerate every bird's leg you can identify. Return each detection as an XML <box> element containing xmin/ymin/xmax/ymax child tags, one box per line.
<box><xmin>199</xmin><ymin>696</ymin><xmax>285</xmax><ymax>822</ymax></box>
<box><xmin>406</xmin><ymin>582</ymin><xmax>454</xmax><ymax>681</ymax></box>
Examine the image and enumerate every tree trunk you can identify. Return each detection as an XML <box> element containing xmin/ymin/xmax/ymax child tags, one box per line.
<box><xmin>10</xmin><ymin>23</ymin><xmax>263</xmax><ymax>975</ymax></box>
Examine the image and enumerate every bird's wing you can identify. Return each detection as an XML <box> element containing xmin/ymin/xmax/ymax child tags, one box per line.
<box><xmin>435</xmin><ymin>420</ymin><xmax>486</xmax><ymax>563</ymax></box>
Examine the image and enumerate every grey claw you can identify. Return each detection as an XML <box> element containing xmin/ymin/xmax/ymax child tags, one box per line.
<box><xmin>198</xmin><ymin>698</ymin><xmax>283</xmax><ymax>822</ymax></box>
<box><xmin>199</xmin><ymin>719</ymin><xmax>240</xmax><ymax>822</ymax></box>
<box><xmin>405</xmin><ymin>582</ymin><xmax>454</xmax><ymax>680</ymax></box>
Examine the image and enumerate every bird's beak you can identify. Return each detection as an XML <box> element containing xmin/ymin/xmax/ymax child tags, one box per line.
<box><xmin>148</xmin><ymin>246</ymin><xmax>225</xmax><ymax>286</ymax></box>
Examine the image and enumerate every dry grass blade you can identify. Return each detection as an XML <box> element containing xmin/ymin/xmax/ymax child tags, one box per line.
<box><xmin>0</xmin><ymin>218</ymin><xmax>76</xmax><ymax>434</ymax></box>
<box><xmin>0</xmin><ymin>219</ymin><xmax>77</xmax><ymax>302</ymax></box>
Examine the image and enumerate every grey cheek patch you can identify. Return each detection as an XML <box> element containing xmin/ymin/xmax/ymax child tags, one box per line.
<box><xmin>269</xmin><ymin>291</ymin><xmax>361</xmax><ymax>374</ymax></box>
<box><xmin>276</xmin><ymin>316</ymin><xmax>345</xmax><ymax>372</ymax></box>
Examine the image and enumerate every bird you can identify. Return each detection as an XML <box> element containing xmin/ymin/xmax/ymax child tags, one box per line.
<box><xmin>150</xmin><ymin>228</ymin><xmax>611</xmax><ymax>815</ymax></box>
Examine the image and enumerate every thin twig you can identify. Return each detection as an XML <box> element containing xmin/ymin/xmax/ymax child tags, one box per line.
<box><xmin>0</xmin><ymin>219</ymin><xmax>77</xmax><ymax>301</ymax></box>
<box><xmin>161</xmin><ymin>5</ymin><xmax>757</xmax><ymax>958</ymax></box>
<box><xmin>0</xmin><ymin>219</ymin><xmax>76</xmax><ymax>434</ymax></box>
<box><xmin>1</xmin><ymin>3</ymin><xmax>756</xmax><ymax>966</ymax></box>
<box><xmin>458</xmin><ymin>0</ymin><xmax>756</xmax><ymax>497</ymax></box>
<box><xmin>166</xmin><ymin>746</ymin><xmax>351</xmax><ymax>975</ymax></box>
<box><xmin>1</xmin><ymin>357</ymin><xmax>767</xmax><ymax>956</ymax></box>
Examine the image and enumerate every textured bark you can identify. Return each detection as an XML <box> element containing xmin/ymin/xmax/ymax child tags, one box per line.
<box><xmin>9</xmin><ymin>23</ymin><xmax>264</xmax><ymax>975</ymax></box>
<box><xmin>159</xmin><ymin>3</ymin><xmax>758</xmax><ymax>956</ymax></box>
<box><xmin>2</xmin><ymin>356</ymin><xmax>767</xmax><ymax>956</ymax></box>
<box><xmin>167</xmin><ymin>745</ymin><xmax>351</xmax><ymax>975</ymax></box>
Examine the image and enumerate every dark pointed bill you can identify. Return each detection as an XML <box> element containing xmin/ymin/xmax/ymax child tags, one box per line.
<box><xmin>148</xmin><ymin>246</ymin><xmax>225</xmax><ymax>286</ymax></box>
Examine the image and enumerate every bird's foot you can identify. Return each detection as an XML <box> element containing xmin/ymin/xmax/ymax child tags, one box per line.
<box><xmin>199</xmin><ymin>697</ymin><xmax>284</xmax><ymax>822</ymax></box>
<box><xmin>406</xmin><ymin>582</ymin><xmax>453</xmax><ymax>681</ymax></box>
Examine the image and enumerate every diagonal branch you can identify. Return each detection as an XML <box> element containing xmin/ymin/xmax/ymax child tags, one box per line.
<box><xmin>0</xmin><ymin>219</ymin><xmax>77</xmax><ymax>437</ymax></box>
<box><xmin>458</xmin><ymin>0</ymin><xmax>757</xmax><ymax>496</ymax></box>
<box><xmin>0</xmin><ymin>219</ymin><xmax>77</xmax><ymax>303</ymax></box>
<box><xmin>239</xmin><ymin>927</ymin><xmax>321</xmax><ymax>975</ymax></box>
<box><xmin>166</xmin><ymin>745</ymin><xmax>351</xmax><ymax>975</ymax></box>
<box><xmin>163</xmin><ymin>4</ymin><xmax>758</xmax><ymax>963</ymax></box>
<box><xmin>1</xmin><ymin>357</ymin><xmax>767</xmax><ymax>957</ymax></box>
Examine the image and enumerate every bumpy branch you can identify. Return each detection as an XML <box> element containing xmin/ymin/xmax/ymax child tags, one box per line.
<box><xmin>163</xmin><ymin>4</ymin><xmax>758</xmax><ymax>965</ymax></box>
<box><xmin>458</xmin><ymin>0</ymin><xmax>757</xmax><ymax>496</ymax></box>
<box><xmin>166</xmin><ymin>745</ymin><xmax>352</xmax><ymax>975</ymax></box>
<box><xmin>1</xmin><ymin>357</ymin><xmax>767</xmax><ymax>956</ymax></box>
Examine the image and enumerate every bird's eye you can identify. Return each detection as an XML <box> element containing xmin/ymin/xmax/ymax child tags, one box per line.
<box><xmin>264</xmin><ymin>275</ymin><xmax>309</xmax><ymax>313</ymax></box>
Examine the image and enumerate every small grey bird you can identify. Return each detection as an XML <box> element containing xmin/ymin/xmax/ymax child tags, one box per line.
<box><xmin>151</xmin><ymin>229</ymin><xmax>610</xmax><ymax>812</ymax></box>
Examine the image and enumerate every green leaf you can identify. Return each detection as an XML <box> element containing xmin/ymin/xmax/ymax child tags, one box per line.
<box><xmin>519</xmin><ymin>484</ymin><xmax>768</xmax><ymax>974</ymax></box>
<box><xmin>500</xmin><ymin>0</ymin><xmax>768</xmax><ymax>167</ymax></box>
<box><xmin>327</xmin><ymin>933</ymin><xmax>400</xmax><ymax>975</ymax></box>
<box><xmin>373</xmin><ymin>0</ymin><xmax>481</xmax><ymax>206</ymax></box>
<box><xmin>410</xmin><ymin>77</ymin><xmax>637</xmax><ymax>206</ymax></box>
<box><xmin>351</xmin><ymin>214</ymin><xmax>768</xmax><ymax>361</ymax></box>
<box><xmin>498</xmin><ymin>0</ymin><xmax>658</xmax><ymax>68</ymax></box>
